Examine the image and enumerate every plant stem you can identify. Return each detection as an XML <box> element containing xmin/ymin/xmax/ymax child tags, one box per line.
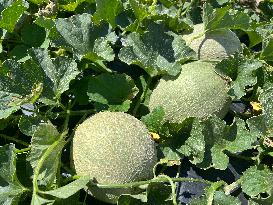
<box><xmin>224</xmin><ymin>178</ymin><xmax>243</xmax><ymax>195</ymax></box>
<box><xmin>133</xmin><ymin>77</ymin><xmax>152</xmax><ymax>116</ymax></box>
<box><xmin>0</xmin><ymin>134</ymin><xmax>29</xmax><ymax>147</ymax></box>
<box><xmin>90</xmin><ymin>176</ymin><xmax>212</xmax><ymax>189</ymax></box>
<box><xmin>58</xmin><ymin>109</ymin><xmax>95</xmax><ymax>117</ymax></box>
<box><xmin>180</xmin><ymin>0</ymin><xmax>196</xmax><ymax>16</ymax></box>
<box><xmin>33</xmin><ymin>131</ymin><xmax>67</xmax><ymax>194</ymax></box>
<box><xmin>66</xmin><ymin>113</ymin><xmax>89</xmax><ymax>144</ymax></box>
<box><xmin>16</xmin><ymin>147</ymin><xmax>31</xmax><ymax>154</ymax></box>
<box><xmin>62</xmin><ymin>101</ymin><xmax>72</xmax><ymax>132</ymax></box>
<box><xmin>158</xmin><ymin>175</ymin><xmax>177</xmax><ymax>205</ymax></box>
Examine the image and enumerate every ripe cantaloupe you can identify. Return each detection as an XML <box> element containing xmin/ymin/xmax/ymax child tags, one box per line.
<box><xmin>71</xmin><ymin>111</ymin><xmax>157</xmax><ymax>204</ymax></box>
<box><xmin>148</xmin><ymin>61</ymin><xmax>231</xmax><ymax>124</ymax></box>
<box><xmin>182</xmin><ymin>24</ymin><xmax>241</xmax><ymax>61</ymax></box>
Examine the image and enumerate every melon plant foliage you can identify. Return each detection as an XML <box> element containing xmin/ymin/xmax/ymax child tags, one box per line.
<box><xmin>0</xmin><ymin>0</ymin><xmax>273</xmax><ymax>205</ymax></box>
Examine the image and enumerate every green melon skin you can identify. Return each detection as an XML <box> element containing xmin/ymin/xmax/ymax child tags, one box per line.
<box><xmin>71</xmin><ymin>111</ymin><xmax>157</xmax><ymax>204</ymax></box>
<box><xmin>148</xmin><ymin>61</ymin><xmax>231</xmax><ymax>124</ymax></box>
<box><xmin>182</xmin><ymin>24</ymin><xmax>241</xmax><ymax>61</ymax></box>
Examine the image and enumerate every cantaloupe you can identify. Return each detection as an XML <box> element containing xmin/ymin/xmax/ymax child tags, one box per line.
<box><xmin>182</xmin><ymin>24</ymin><xmax>241</xmax><ymax>61</ymax></box>
<box><xmin>71</xmin><ymin>111</ymin><xmax>157</xmax><ymax>204</ymax></box>
<box><xmin>148</xmin><ymin>61</ymin><xmax>231</xmax><ymax>124</ymax></box>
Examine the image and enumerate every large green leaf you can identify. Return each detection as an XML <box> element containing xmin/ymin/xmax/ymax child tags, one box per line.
<box><xmin>151</xmin><ymin>4</ymin><xmax>193</xmax><ymax>33</ymax></box>
<box><xmin>29</xmin><ymin>48</ymin><xmax>80</xmax><ymax>104</ymax></box>
<box><xmin>141</xmin><ymin>106</ymin><xmax>166</xmax><ymax>133</ymax></box>
<box><xmin>179</xmin><ymin>116</ymin><xmax>259</xmax><ymax>170</ymax></box>
<box><xmin>203</xmin><ymin>3</ymin><xmax>250</xmax><ymax>31</ymax></box>
<box><xmin>259</xmin><ymin>87</ymin><xmax>273</xmax><ymax>131</ymax></box>
<box><xmin>0</xmin><ymin>60</ymin><xmax>44</xmax><ymax>119</ymax></box>
<box><xmin>31</xmin><ymin>193</ymin><xmax>55</xmax><ymax>205</ymax></box>
<box><xmin>21</xmin><ymin>24</ymin><xmax>47</xmax><ymax>47</ymax></box>
<box><xmin>261</xmin><ymin>36</ymin><xmax>273</xmax><ymax>61</ymax></box>
<box><xmin>28</xmin><ymin>123</ymin><xmax>66</xmax><ymax>188</ymax></box>
<box><xmin>229</xmin><ymin>58</ymin><xmax>263</xmax><ymax>99</ymax></box>
<box><xmin>241</xmin><ymin>165</ymin><xmax>273</xmax><ymax>197</ymax></box>
<box><xmin>0</xmin><ymin>0</ymin><xmax>28</xmax><ymax>33</ymax></box>
<box><xmin>0</xmin><ymin>144</ymin><xmax>27</xmax><ymax>205</ymax></box>
<box><xmin>117</xmin><ymin>182</ymin><xmax>172</xmax><ymax>205</ymax></box>
<box><xmin>129</xmin><ymin>0</ymin><xmax>151</xmax><ymax>22</ymax></box>
<box><xmin>58</xmin><ymin>0</ymin><xmax>93</xmax><ymax>11</ymax></box>
<box><xmin>191</xmin><ymin>190</ymin><xmax>241</xmax><ymax>205</ymax></box>
<box><xmin>179</xmin><ymin>118</ymin><xmax>206</xmax><ymax>166</ymax></box>
<box><xmin>19</xmin><ymin>115</ymin><xmax>48</xmax><ymax>136</ymax></box>
<box><xmin>87</xmin><ymin>73</ymin><xmax>139</xmax><ymax>111</ymax></box>
<box><xmin>146</xmin><ymin>182</ymin><xmax>173</xmax><ymax>205</ymax></box>
<box><xmin>42</xmin><ymin>176</ymin><xmax>90</xmax><ymax>199</ymax></box>
<box><xmin>93</xmin><ymin>0</ymin><xmax>122</xmax><ymax>27</ymax></box>
<box><xmin>54</xmin><ymin>13</ymin><xmax>114</xmax><ymax>61</ymax></box>
<box><xmin>119</xmin><ymin>22</ymin><xmax>196</xmax><ymax>77</ymax></box>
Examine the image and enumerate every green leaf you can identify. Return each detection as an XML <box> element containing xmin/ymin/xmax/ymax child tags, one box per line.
<box><xmin>203</xmin><ymin>3</ymin><xmax>250</xmax><ymax>31</ymax></box>
<box><xmin>59</xmin><ymin>0</ymin><xmax>91</xmax><ymax>11</ymax></box>
<box><xmin>118</xmin><ymin>195</ymin><xmax>146</xmax><ymax>205</ymax></box>
<box><xmin>214</xmin><ymin>190</ymin><xmax>241</xmax><ymax>205</ymax></box>
<box><xmin>191</xmin><ymin>181</ymin><xmax>227</xmax><ymax>205</ymax></box>
<box><xmin>225</xmin><ymin>118</ymin><xmax>259</xmax><ymax>153</ymax></box>
<box><xmin>141</xmin><ymin>106</ymin><xmax>165</xmax><ymax>133</ymax></box>
<box><xmin>54</xmin><ymin>13</ymin><xmax>114</xmax><ymax>61</ymax></box>
<box><xmin>229</xmin><ymin>58</ymin><xmax>263</xmax><ymax>99</ymax></box>
<box><xmin>28</xmin><ymin>123</ymin><xmax>65</xmax><ymax>188</ymax></box>
<box><xmin>259</xmin><ymin>87</ymin><xmax>273</xmax><ymax>131</ymax></box>
<box><xmin>179</xmin><ymin>118</ymin><xmax>206</xmax><ymax>166</ymax></box>
<box><xmin>42</xmin><ymin>176</ymin><xmax>90</xmax><ymax>199</ymax></box>
<box><xmin>9</xmin><ymin>44</ymin><xmax>29</xmax><ymax>61</ymax></box>
<box><xmin>261</xmin><ymin>36</ymin><xmax>273</xmax><ymax>61</ymax></box>
<box><xmin>19</xmin><ymin>115</ymin><xmax>47</xmax><ymax>136</ymax></box>
<box><xmin>214</xmin><ymin>54</ymin><xmax>241</xmax><ymax>80</ymax></box>
<box><xmin>29</xmin><ymin>48</ymin><xmax>80</xmax><ymax>102</ymax></box>
<box><xmin>179</xmin><ymin>116</ymin><xmax>258</xmax><ymax>170</ymax></box>
<box><xmin>0</xmin><ymin>60</ymin><xmax>44</xmax><ymax>119</ymax></box>
<box><xmin>31</xmin><ymin>193</ymin><xmax>55</xmax><ymax>205</ymax></box>
<box><xmin>52</xmin><ymin>193</ymin><xmax>83</xmax><ymax>205</ymax></box>
<box><xmin>119</xmin><ymin>22</ymin><xmax>196</xmax><ymax>77</ymax></box>
<box><xmin>34</xmin><ymin>16</ymin><xmax>55</xmax><ymax>30</ymax></box>
<box><xmin>151</xmin><ymin>5</ymin><xmax>193</xmax><ymax>33</ymax></box>
<box><xmin>28</xmin><ymin>123</ymin><xmax>59</xmax><ymax>168</ymax></box>
<box><xmin>0</xmin><ymin>0</ymin><xmax>28</xmax><ymax>33</ymax></box>
<box><xmin>241</xmin><ymin>165</ymin><xmax>273</xmax><ymax>197</ymax></box>
<box><xmin>21</xmin><ymin>24</ymin><xmax>47</xmax><ymax>47</ymax></box>
<box><xmin>129</xmin><ymin>0</ymin><xmax>150</xmax><ymax>22</ymax></box>
<box><xmin>0</xmin><ymin>116</ymin><xmax>14</xmax><ymax>130</ymax></box>
<box><xmin>71</xmin><ymin>77</ymin><xmax>89</xmax><ymax>105</ymax></box>
<box><xmin>93</xmin><ymin>0</ymin><xmax>122</xmax><ymax>27</ymax></box>
<box><xmin>147</xmin><ymin>182</ymin><xmax>172</xmax><ymax>204</ymax></box>
<box><xmin>159</xmin><ymin>147</ymin><xmax>182</xmax><ymax>164</ymax></box>
<box><xmin>28</xmin><ymin>0</ymin><xmax>47</xmax><ymax>5</ymax></box>
<box><xmin>87</xmin><ymin>73</ymin><xmax>139</xmax><ymax>112</ymax></box>
<box><xmin>258</xmin><ymin>1</ymin><xmax>273</xmax><ymax>20</ymax></box>
<box><xmin>0</xmin><ymin>144</ymin><xmax>27</xmax><ymax>204</ymax></box>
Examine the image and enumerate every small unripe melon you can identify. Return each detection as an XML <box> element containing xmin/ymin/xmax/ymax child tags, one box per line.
<box><xmin>71</xmin><ymin>111</ymin><xmax>157</xmax><ymax>204</ymax></box>
<box><xmin>182</xmin><ymin>24</ymin><xmax>241</xmax><ymax>61</ymax></box>
<box><xmin>148</xmin><ymin>61</ymin><xmax>231</xmax><ymax>124</ymax></box>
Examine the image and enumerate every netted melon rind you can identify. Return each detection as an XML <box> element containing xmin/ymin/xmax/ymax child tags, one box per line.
<box><xmin>182</xmin><ymin>24</ymin><xmax>241</xmax><ymax>61</ymax></box>
<box><xmin>148</xmin><ymin>61</ymin><xmax>231</xmax><ymax>124</ymax></box>
<box><xmin>71</xmin><ymin>111</ymin><xmax>157</xmax><ymax>204</ymax></box>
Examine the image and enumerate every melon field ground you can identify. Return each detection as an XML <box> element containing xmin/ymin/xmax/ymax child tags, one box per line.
<box><xmin>0</xmin><ymin>0</ymin><xmax>273</xmax><ymax>204</ymax></box>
